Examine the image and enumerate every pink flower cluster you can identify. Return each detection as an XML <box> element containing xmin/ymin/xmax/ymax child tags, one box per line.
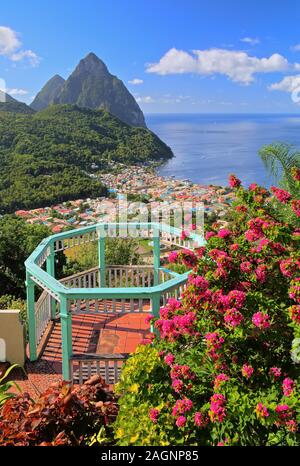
<box><xmin>164</xmin><ymin>352</ymin><xmax>175</xmax><ymax>366</ymax></box>
<box><xmin>244</xmin><ymin>217</ymin><xmax>271</xmax><ymax>242</ymax></box>
<box><xmin>241</xmin><ymin>364</ymin><xmax>254</xmax><ymax>379</ymax></box>
<box><xmin>209</xmin><ymin>393</ymin><xmax>226</xmax><ymax>423</ymax></box>
<box><xmin>172</xmin><ymin>398</ymin><xmax>193</xmax><ymax>417</ymax></box>
<box><xmin>256</xmin><ymin>402</ymin><xmax>269</xmax><ymax>418</ymax></box>
<box><xmin>194</xmin><ymin>411</ymin><xmax>208</xmax><ymax>428</ymax></box>
<box><xmin>149</xmin><ymin>408</ymin><xmax>160</xmax><ymax>423</ymax></box>
<box><xmin>252</xmin><ymin>312</ymin><xmax>270</xmax><ymax>329</ymax></box>
<box><xmin>205</xmin><ymin>332</ymin><xmax>225</xmax><ymax>360</ymax></box>
<box><xmin>289</xmin><ymin>278</ymin><xmax>300</xmax><ymax>303</ymax></box>
<box><xmin>205</xmin><ymin>231</ymin><xmax>216</xmax><ymax>240</ymax></box>
<box><xmin>159</xmin><ymin>298</ymin><xmax>181</xmax><ymax>319</ymax></box>
<box><xmin>218</xmin><ymin>228</ymin><xmax>232</xmax><ymax>239</ymax></box>
<box><xmin>282</xmin><ymin>377</ymin><xmax>295</xmax><ymax>397</ymax></box>
<box><xmin>170</xmin><ymin>364</ymin><xmax>196</xmax><ymax>381</ymax></box>
<box><xmin>180</xmin><ymin>249</ymin><xmax>198</xmax><ymax>268</ymax></box>
<box><xmin>269</xmin><ymin>367</ymin><xmax>282</xmax><ymax>379</ymax></box>
<box><xmin>256</xmin><ymin>238</ymin><xmax>269</xmax><ymax>252</ymax></box>
<box><xmin>155</xmin><ymin>310</ymin><xmax>196</xmax><ymax>340</ymax></box>
<box><xmin>291</xmin><ymin>199</ymin><xmax>300</xmax><ymax>217</ymax></box>
<box><xmin>254</xmin><ymin>265</ymin><xmax>267</xmax><ymax>283</ymax></box>
<box><xmin>229</xmin><ymin>174</ymin><xmax>241</xmax><ymax>188</ymax></box>
<box><xmin>188</xmin><ymin>275</ymin><xmax>209</xmax><ymax>293</ymax></box>
<box><xmin>274</xmin><ymin>404</ymin><xmax>297</xmax><ymax>431</ymax></box>
<box><xmin>224</xmin><ymin>308</ymin><xmax>244</xmax><ymax>327</ymax></box>
<box><xmin>288</xmin><ymin>305</ymin><xmax>300</xmax><ymax>324</ymax></box>
<box><xmin>271</xmin><ymin>186</ymin><xmax>291</xmax><ymax>204</ymax></box>
<box><xmin>213</xmin><ymin>373</ymin><xmax>229</xmax><ymax>390</ymax></box>
<box><xmin>172</xmin><ymin>379</ymin><xmax>184</xmax><ymax>393</ymax></box>
<box><xmin>176</xmin><ymin>415</ymin><xmax>187</xmax><ymax>427</ymax></box>
<box><xmin>145</xmin><ymin>314</ymin><xmax>155</xmax><ymax>325</ymax></box>
<box><xmin>168</xmin><ymin>251</ymin><xmax>179</xmax><ymax>263</ymax></box>
<box><xmin>240</xmin><ymin>261</ymin><xmax>253</xmax><ymax>274</ymax></box>
<box><xmin>280</xmin><ymin>259</ymin><xmax>300</xmax><ymax>278</ymax></box>
<box><xmin>140</xmin><ymin>334</ymin><xmax>155</xmax><ymax>345</ymax></box>
<box><xmin>180</xmin><ymin>230</ymin><xmax>190</xmax><ymax>241</ymax></box>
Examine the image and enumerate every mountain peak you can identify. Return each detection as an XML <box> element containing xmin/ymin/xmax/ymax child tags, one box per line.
<box><xmin>77</xmin><ymin>52</ymin><xmax>109</xmax><ymax>74</ymax></box>
<box><xmin>53</xmin><ymin>53</ymin><xmax>146</xmax><ymax>127</ymax></box>
<box><xmin>30</xmin><ymin>53</ymin><xmax>146</xmax><ymax>127</ymax></box>
<box><xmin>30</xmin><ymin>74</ymin><xmax>65</xmax><ymax>111</ymax></box>
<box><xmin>52</xmin><ymin>74</ymin><xmax>65</xmax><ymax>82</ymax></box>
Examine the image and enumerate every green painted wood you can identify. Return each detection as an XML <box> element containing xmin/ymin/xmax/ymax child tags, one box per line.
<box><xmin>26</xmin><ymin>272</ymin><xmax>37</xmax><ymax>361</ymax></box>
<box><xmin>46</xmin><ymin>242</ymin><xmax>57</xmax><ymax>319</ymax></box>
<box><xmin>153</xmin><ymin>227</ymin><xmax>160</xmax><ymax>286</ymax></box>
<box><xmin>60</xmin><ymin>296</ymin><xmax>72</xmax><ymax>381</ymax></box>
<box><xmin>98</xmin><ymin>226</ymin><xmax>106</xmax><ymax>287</ymax></box>
<box><xmin>151</xmin><ymin>293</ymin><xmax>161</xmax><ymax>334</ymax></box>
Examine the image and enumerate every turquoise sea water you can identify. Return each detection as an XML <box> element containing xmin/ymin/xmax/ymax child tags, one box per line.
<box><xmin>146</xmin><ymin>113</ymin><xmax>300</xmax><ymax>187</ymax></box>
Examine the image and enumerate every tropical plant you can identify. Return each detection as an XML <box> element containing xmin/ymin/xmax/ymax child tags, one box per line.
<box><xmin>0</xmin><ymin>375</ymin><xmax>118</xmax><ymax>446</ymax></box>
<box><xmin>259</xmin><ymin>143</ymin><xmax>300</xmax><ymax>194</ymax></box>
<box><xmin>115</xmin><ymin>172</ymin><xmax>300</xmax><ymax>446</ymax></box>
<box><xmin>0</xmin><ymin>364</ymin><xmax>21</xmax><ymax>407</ymax></box>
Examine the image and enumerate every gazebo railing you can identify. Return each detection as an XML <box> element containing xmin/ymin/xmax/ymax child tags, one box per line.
<box><xmin>61</xmin><ymin>268</ymin><xmax>100</xmax><ymax>288</ymax></box>
<box><xmin>35</xmin><ymin>292</ymin><xmax>52</xmax><ymax>346</ymax></box>
<box><xmin>71</xmin><ymin>353</ymin><xmax>128</xmax><ymax>385</ymax></box>
<box><xmin>25</xmin><ymin>222</ymin><xmax>205</xmax><ymax>381</ymax></box>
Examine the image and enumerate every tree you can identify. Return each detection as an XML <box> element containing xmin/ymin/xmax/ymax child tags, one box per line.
<box><xmin>0</xmin><ymin>216</ymin><xmax>50</xmax><ymax>297</ymax></box>
<box><xmin>259</xmin><ymin>143</ymin><xmax>300</xmax><ymax>194</ymax></box>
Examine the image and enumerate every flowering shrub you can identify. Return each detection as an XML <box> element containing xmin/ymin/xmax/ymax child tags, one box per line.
<box><xmin>0</xmin><ymin>375</ymin><xmax>118</xmax><ymax>446</ymax></box>
<box><xmin>115</xmin><ymin>172</ymin><xmax>300</xmax><ymax>446</ymax></box>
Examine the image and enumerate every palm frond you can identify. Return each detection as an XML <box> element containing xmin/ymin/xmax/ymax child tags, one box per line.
<box><xmin>259</xmin><ymin>142</ymin><xmax>300</xmax><ymax>192</ymax></box>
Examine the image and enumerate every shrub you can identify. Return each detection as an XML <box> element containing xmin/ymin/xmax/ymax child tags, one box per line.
<box><xmin>115</xmin><ymin>172</ymin><xmax>300</xmax><ymax>446</ymax></box>
<box><xmin>0</xmin><ymin>375</ymin><xmax>118</xmax><ymax>446</ymax></box>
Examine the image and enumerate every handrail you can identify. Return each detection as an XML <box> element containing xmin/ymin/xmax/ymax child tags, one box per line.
<box><xmin>25</xmin><ymin>222</ymin><xmax>201</xmax><ymax>308</ymax></box>
<box><xmin>71</xmin><ymin>353</ymin><xmax>128</xmax><ymax>360</ymax></box>
<box><xmin>25</xmin><ymin>222</ymin><xmax>204</xmax><ymax>267</ymax></box>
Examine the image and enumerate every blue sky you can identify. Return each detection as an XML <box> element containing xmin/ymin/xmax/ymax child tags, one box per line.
<box><xmin>1</xmin><ymin>0</ymin><xmax>300</xmax><ymax>113</ymax></box>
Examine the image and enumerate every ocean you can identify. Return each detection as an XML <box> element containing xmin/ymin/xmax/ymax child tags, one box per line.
<box><xmin>146</xmin><ymin>113</ymin><xmax>300</xmax><ymax>187</ymax></box>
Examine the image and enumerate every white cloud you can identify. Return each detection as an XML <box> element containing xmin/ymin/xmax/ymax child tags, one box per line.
<box><xmin>0</xmin><ymin>26</ymin><xmax>40</xmax><ymax>67</ymax></box>
<box><xmin>269</xmin><ymin>74</ymin><xmax>300</xmax><ymax>92</ymax></box>
<box><xmin>6</xmin><ymin>88</ymin><xmax>29</xmax><ymax>96</ymax></box>
<box><xmin>128</xmin><ymin>78</ymin><xmax>144</xmax><ymax>85</ymax></box>
<box><xmin>146</xmin><ymin>47</ymin><xmax>292</xmax><ymax>84</ymax></box>
<box><xmin>240</xmin><ymin>37</ymin><xmax>260</xmax><ymax>46</ymax></box>
<box><xmin>291</xmin><ymin>44</ymin><xmax>300</xmax><ymax>52</ymax></box>
<box><xmin>0</xmin><ymin>26</ymin><xmax>21</xmax><ymax>55</ymax></box>
<box><xmin>10</xmin><ymin>49</ymin><xmax>40</xmax><ymax>67</ymax></box>
<box><xmin>136</xmin><ymin>95</ymin><xmax>155</xmax><ymax>103</ymax></box>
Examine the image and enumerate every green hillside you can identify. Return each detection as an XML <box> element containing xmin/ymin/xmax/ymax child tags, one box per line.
<box><xmin>0</xmin><ymin>104</ymin><xmax>173</xmax><ymax>213</ymax></box>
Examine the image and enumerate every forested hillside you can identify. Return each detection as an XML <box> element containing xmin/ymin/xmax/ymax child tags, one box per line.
<box><xmin>0</xmin><ymin>104</ymin><xmax>173</xmax><ymax>213</ymax></box>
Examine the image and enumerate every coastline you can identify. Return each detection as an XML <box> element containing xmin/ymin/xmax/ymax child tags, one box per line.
<box><xmin>14</xmin><ymin>163</ymin><xmax>234</xmax><ymax>233</ymax></box>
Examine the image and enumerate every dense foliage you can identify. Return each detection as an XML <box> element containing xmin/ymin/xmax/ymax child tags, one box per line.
<box><xmin>0</xmin><ymin>104</ymin><xmax>172</xmax><ymax>213</ymax></box>
<box><xmin>0</xmin><ymin>375</ymin><xmax>118</xmax><ymax>446</ymax></box>
<box><xmin>63</xmin><ymin>237</ymin><xmax>142</xmax><ymax>277</ymax></box>
<box><xmin>0</xmin><ymin>215</ymin><xmax>50</xmax><ymax>297</ymax></box>
<box><xmin>115</xmin><ymin>171</ymin><xmax>300</xmax><ymax>446</ymax></box>
<box><xmin>0</xmin><ymin>101</ymin><xmax>35</xmax><ymax>114</ymax></box>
